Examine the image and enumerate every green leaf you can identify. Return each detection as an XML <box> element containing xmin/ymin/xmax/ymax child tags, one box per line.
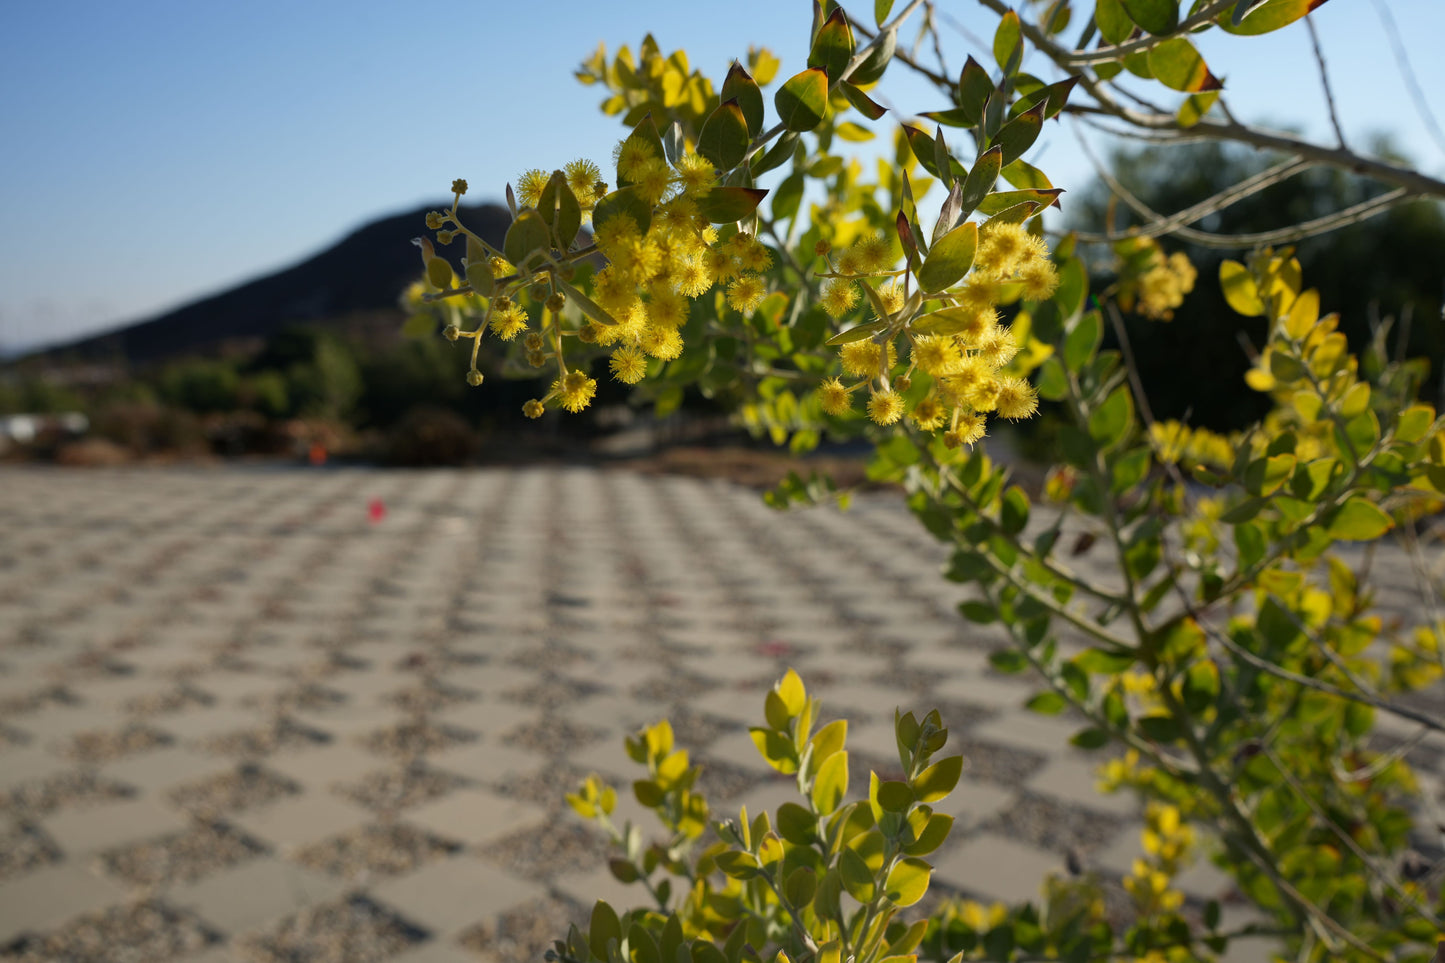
<box><xmin>993</xmin><ymin>9</ymin><xmax>1023</xmax><ymax>75</ymax></box>
<box><xmin>784</xmin><ymin>866</ymin><xmax>818</xmax><ymax>908</ymax></box>
<box><xmin>1001</xmin><ymin>158</ymin><xmax>1053</xmax><ymax>191</ymax></box>
<box><xmin>812</xmin><ymin>750</ymin><xmax>849</xmax><ymax>814</ymax></box>
<box><xmin>503</xmin><ymin>208</ymin><xmax>550</xmax><ymax>268</ymax></box>
<box><xmin>1062</xmin><ymin>309</ymin><xmax>1101</xmax><ymax>370</ymax></box>
<box><xmin>1138</xmin><ymin>714</ymin><xmax>1183</xmax><ymax>743</ymax></box>
<box><xmin>991</xmin><ymin>101</ymin><xmax>1045</xmax><ymax>166</ymax></box>
<box><xmin>750</xmin><ymin>726</ymin><xmax>798</xmax><ymax>774</ymax></box>
<box><xmin>876</xmin><ymin>0</ymin><xmax>895</xmax><ymax>24</ymax></box>
<box><xmin>1094</xmin><ymin>0</ymin><xmax>1135</xmax><ymax>43</ymax></box>
<box><xmin>1075</xmin><ymin>647</ymin><xmax>1137</xmax><ymax>673</ymax></box>
<box><xmin>825</xmin><ymin>318</ymin><xmax>888</xmax><ymax>346</ymax></box>
<box><xmin>535</xmin><ymin>170</ymin><xmax>582</xmax><ymax>250</ymax></box>
<box><xmin>751</xmin><ymin>131</ymin><xmax>800</xmax><ymax>176</ymax></box>
<box><xmin>809</xmin><ymin>8</ymin><xmax>856</xmax><ymax>83</ymax></box>
<box><xmin>715</xmin><ymin>850</ymin><xmax>761</xmax><ymax>879</ymax></box>
<box><xmin>958</xmin><ymin>145</ymin><xmax>1003</xmax><ymax>218</ymax></box>
<box><xmin>903</xmin><ymin>812</ymin><xmax>953</xmax><ymax>856</ymax></box>
<box><xmin>884</xmin><ymin>858</ymin><xmax>932</xmax><ymax>906</ymax></box>
<box><xmin>956</xmin><ymin>56</ymin><xmax>993</xmax><ymax>127</ymax></box>
<box><xmin>917</xmin><ymin>221</ymin><xmax>978</xmax><ymax>293</ymax></box>
<box><xmin>609</xmin><ymin>857</ymin><xmax>640</xmax><ymax>883</ymax></box>
<box><xmin>1219</xmin><ymin>0</ymin><xmax>1330</xmax><ymax>36</ymax></box>
<box><xmin>697</xmin><ymin>187</ymin><xmax>768</xmax><ymax>224</ymax></box>
<box><xmin>1147</xmin><ymin>37</ymin><xmax>1222</xmax><ymax>92</ymax></box>
<box><xmin>850</xmin><ymin>25</ymin><xmax>896</xmax><ymax>85</ymax></box>
<box><xmin>1088</xmin><ymin>386</ymin><xmax>1134</xmax><ymax>450</ymax></box>
<box><xmin>589</xmin><ymin>901</ymin><xmax>622</xmax><ymax>961</ymax></box>
<box><xmin>1000</xmin><ymin>485</ymin><xmax>1030</xmax><ymax>535</ymax></box>
<box><xmin>912</xmin><ymin>754</ymin><xmax>962</xmax><ymax>802</ymax></box>
<box><xmin>1244</xmin><ymin>453</ymin><xmax>1296</xmax><ymax>496</ymax></box>
<box><xmin>840</xmin><ymin>847</ymin><xmax>876</xmax><ymax>902</ymax></box>
<box><xmin>1026</xmin><ymin>691</ymin><xmax>1068</xmax><ymax>715</ymax></box>
<box><xmin>776</xmin><ymin>68</ymin><xmax>830</xmax><ymax>132</ymax></box>
<box><xmin>976</xmin><ymin>187</ymin><xmax>1064</xmax><ymax>215</ymax></box>
<box><xmin>1069</xmin><ymin>727</ymin><xmax>1110</xmax><ymax>750</ymax></box>
<box><xmin>777</xmin><ymin>802</ymin><xmax>817</xmax><ymax>844</ymax></box>
<box><xmin>989</xmin><ymin>649</ymin><xmax>1029</xmax><ymax>673</ymax></box>
<box><xmin>592</xmin><ymin>186</ymin><xmax>652</xmax><ymax>234</ymax></box>
<box><xmin>1326</xmin><ymin>498</ymin><xmax>1393</xmax><ymax>541</ymax></box>
<box><xmin>841</xmin><ymin>81</ymin><xmax>888</xmax><ymax>120</ymax></box>
<box><xmin>1178</xmin><ymin>90</ymin><xmax>1220</xmax><ymax>127</ymax></box>
<box><xmin>1120</xmin><ymin>0</ymin><xmax>1180</xmax><ymax>35</ymax></box>
<box><xmin>698</xmin><ymin>100</ymin><xmax>751</xmax><ymax>172</ymax></box>
<box><xmin>720</xmin><ymin>63</ymin><xmax>765</xmax><ymax>137</ymax></box>
<box><xmin>874</xmin><ymin>779</ymin><xmax>914</xmax><ymax>813</ymax></box>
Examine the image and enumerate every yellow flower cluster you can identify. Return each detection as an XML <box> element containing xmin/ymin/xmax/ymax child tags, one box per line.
<box><xmin>1123</xmin><ymin>803</ymin><xmax>1193</xmax><ymax>916</ymax></box>
<box><xmin>1129</xmin><ymin>244</ymin><xmax>1197</xmax><ymax>321</ymax></box>
<box><xmin>817</xmin><ymin>223</ymin><xmax>1055</xmax><ymax>443</ymax></box>
<box><xmin>1148</xmin><ymin>420</ymin><xmax>1235</xmax><ymax>470</ymax></box>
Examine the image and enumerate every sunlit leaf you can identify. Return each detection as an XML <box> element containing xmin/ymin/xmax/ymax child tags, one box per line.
<box><xmin>775</xmin><ymin>68</ymin><xmax>830</xmax><ymax>131</ymax></box>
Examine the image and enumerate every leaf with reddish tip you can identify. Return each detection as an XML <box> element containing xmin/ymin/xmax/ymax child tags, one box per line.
<box><xmin>808</xmin><ymin>7</ymin><xmax>856</xmax><ymax>83</ymax></box>
<box><xmin>698</xmin><ymin>100</ymin><xmax>751</xmax><ymax>172</ymax></box>
<box><xmin>897</xmin><ymin>210</ymin><xmax>920</xmax><ymax>269</ymax></box>
<box><xmin>697</xmin><ymin>187</ymin><xmax>768</xmax><ymax>223</ymax></box>
<box><xmin>775</xmin><ymin>68</ymin><xmax>829</xmax><ymax>131</ymax></box>
<box><xmin>842</xmin><ymin>82</ymin><xmax>888</xmax><ymax>120</ymax></box>
<box><xmin>958</xmin><ymin>145</ymin><xmax>1003</xmax><ymax>219</ymax></box>
<box><xmin>1148</xmin><ymin>38</ymin><xmax>1222</xmax><ymax>92</ymax></box>
<box><xmin>991</xmin><ymin>100</ymin><xmax>1046</xmax><ymax>166</ymax></box>
<box><xmin>1221</xmin><ymin>0</ymin><xmax>1330</xmax><ymax>35</ymax></box>
<box><xmin>956</xmin><ymin>56</ymin><xmax>993</xmax><ymax>127</ymax></box>
<box><xmin>721</xmin><ymin>63</ymin><xmax>765</xmax><ymax>137</ymax></box>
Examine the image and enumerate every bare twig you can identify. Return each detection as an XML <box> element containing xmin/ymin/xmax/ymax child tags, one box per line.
<box><xmin>1303</xmin><ymin>14</ymin><xmax>1347</xmax><ymax>149</ymax></box>
<box><xmin>1370</xmin><ymin>0</ymin><xmax>1445</xmax><ymax>159</ymax></box>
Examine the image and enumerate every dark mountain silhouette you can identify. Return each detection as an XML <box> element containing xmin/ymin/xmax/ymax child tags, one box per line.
<box><xmin>36</xmin><ymin>203</ymin><xmax>511</xmax><ymax>365</ymax></box>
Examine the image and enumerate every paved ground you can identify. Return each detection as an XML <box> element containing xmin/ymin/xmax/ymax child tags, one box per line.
<box><xmin>0</xmin><ymin>465</ymin><xmax>1438</xmax><ymax>963</ymax></box>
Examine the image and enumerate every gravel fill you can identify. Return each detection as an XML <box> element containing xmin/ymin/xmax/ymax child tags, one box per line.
<box><xmin>384</xmin><ymin>681</ymin><xmax>477</xmax><ymax>714</ymax></box>
<box><xmin>693</xmin><ymin>759</ymin><xmax>767</xmax><ymax>803</ymax></box>
<box><xmin>100</xmin><ymin>821</ymin><xmax>267</xmax><ymax>887</ymax></box>
<box><xmin>0</xmin><ymin>821</ymin><xmax>61</xmax><ymax>881</ymax></box>
<box><xmin>0</xmin><ymin>769</ymin><xmax>134</xmax><ymax>817</ymax></box>
<box><xmin>205</xmin><ymin>716</ymin><xmax>332</xmax><ymax>757</ymax></box>
<box><xmin>949</xmin><ymin>736</ymin><xmax>1049</xmax><ymax>788</ymax></box>
<box><xmin>0</xmin><ymin>899</ymin><xmax>219</xmax><ymax>963</ymax></box>
<box><xmin>334</xmin><ymin>763</ymin><xmax>470</xmax><ymax>814</ymax></box>
<box><xmin>243</xmin><ymin>683</ymin><xmax>348</xmax><ymax>714</ymax></box>
<box><xmin>977</xmin><ymin>791</ymin><xmax>1130</xmax><ymax>855</ymax></box>
<box><xmin>235</xmin><ymin>894</ymin><xmax>427</xmax><ymax>963</ymax></box>
<box><xmin>167</xmin><ymin>764</ymin><xmax>301</xmax><ymax>816</ymax></box>
<box><xmin>459</xmin><ymin>895</ymin><xmax>588</xmax><ymax>963</ymax></box>
<box><xmin>490</xmin><ymin>762</ymin><xmax>593</xmax><ymax>811</ymax></box>
<box><xmin>122</xmin><ymin>685</ymin><xmax>215</xmax><ymax>717</ymax></box>
<box><xmin>293</xmin><ymin>822</ymin><xmax>462</xmax><ymax>881</ymax></box>
<box><xmin>358</xmin><ymin>720</ymin><xmax>477</xmax><ymax>759</ymax></box>
<box><xmin>504</xmin><ymin>718</ymin><xmax>609</xmax><ymax>757</ymax></box>
<box><xmin>629</xmin><ymin>673</ymin><xmax>713</xmax><ymax>706</ymax></box>
<box><xmin>480</xmin><ymin>819</ymin><xmax>610</xmax><ymax>881</ymax></box>
<box><xmin>0</xmin><ymin>725</ymin><xmax>30</xmax><ymax>749</ymax></box>
<box><xmin>65</xmin><ymin>724</ymin><xmax>173</xmax><ymax>763</ymax></box>
<box><xmin>0</xmin><ymin>685</ymin><xmax>77</xmax><ymax>718</ymax></box>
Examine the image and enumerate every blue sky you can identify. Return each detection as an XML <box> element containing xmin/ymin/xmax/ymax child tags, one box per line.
<box><xmin>1</xmin><ymin>0</ymin><xmax>1441</xmax><ymax>354</ymax></box>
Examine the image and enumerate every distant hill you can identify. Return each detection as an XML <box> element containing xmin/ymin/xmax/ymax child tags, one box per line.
<box><xmin>34</xmin><ymin>203</ymin><xmax>511</xmax><ymax>365</ymax></box>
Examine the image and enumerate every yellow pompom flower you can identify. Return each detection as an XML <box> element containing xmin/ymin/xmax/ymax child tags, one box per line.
<box><xmin>564</xmin><ymin>158</ymin><xmax>602</xmax><ymax>206</ymax></box>
<box><xmin>490</xmin><ymin>304</ymin><xmax>529</xmax><ymax>341</ymax></box>
<box><xmin>554</xmin><ymin>371</ymin><xmax>597</xmax><ymax>413</ymax></box>
<box><xmin>674</xmin><ymin>152</ymin><xmax>716</xmax><ymax>195</ymax></box>
<box><xmin>516</xmin><ymin>168</ymin><xmax>552</xmax><ymax>209</ymax></box>
<box><xmin>836</xmin><ymin>248</ymin><xmax>865</xmax><ymax>276</ymax></box>
<box><xmin>523</xmin><ymin>399</ymin><xmax>546</xmax><ymax>419</ymax></box>
<box><xmin>854</xmin><ymin>234</ymin><xmax>895</xmax><ymax>273</ymax></box>
<box><xmin>614</xmin><ymin>138</ymin><xmax>654</xmax><ymax>182</ymax></box>
<box><xmin>946</xmin><ymin>412</ymin><xmax>987</xmax><ymax>448</ymax></box>
<box><xmin>648</xmin><ymin>289</ymin><xmax>688</xmax><ymax>329</ymax></box>
<box><xmin>705</xmin><ymin>247</ymin><xmax>740</xmax><ymax>284</ymax></box>
<box><xmin>840</xmin><ymin>340</ymin><xmax>884</xmax><ymax>378</ymax></box>
<box><xmin>819</xmin><ymin>377</ymin><xmax>852</xmax><ymax>415</ymax></box>
<box><xmin>994</xmin><ymin>377</ymin><xmax>1040</xmax><ymax>420</ymax></box>
<box><xmin>877</xmin><ymin>280</ymin><xmax>906</xmax><ymax>315</ymax></box>
<box><xmin>976</xmin><ymin>325</ymin><xmax>1019</xmax><ymax>367</ymax></box>
<box><xmin>912</xmin><ymin>334</ymin><xmax>963</xmax><ymax>377</ymax></box>
<box><xmin>820</xmin><ymin>278</ymin><xmax>860</xmax><ymax>318</ymax></box>
<box><xmin>674</xmin><ymin>256</ymin><xmax>713</xmax><ymax>298</ymax></box>
<box><xmin>911</xmin><ymin>395</ymin><xmax>947</xmax><ymax>430</ymax></box>
<box><xmin>976</xmin><ymin>221</ymin><xmax>1032</xmax><ymax>279</ymax></box>
<box><xmin>726</xmin><ymin>274</ymin><xmax>767</xmax><ymax>315</ymax></box>
<box><xmin>609</xmin><ymin>346</ymin><xmax>648</xmax><ymax>384</ymax></box>
<box><xmin>640</xmin><ymin>325</ymin><xmax>684</xmax><ymax>360</ymax></box>
<box><xmin>633</xmin><ymin>156</ymin><xmax>674</xmax><ymax>206</ymax></box>
<box><xmin>867</xmin><ymin>389</ymin><xmax>905</xmax><ymax>425</ymax></box>
<box><xmin>1019</xmin><ymin>258</ymin><xmax>1060</xmax><ymax>301</ymax></box>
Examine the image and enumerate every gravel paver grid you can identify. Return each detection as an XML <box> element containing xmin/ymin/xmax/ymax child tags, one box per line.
<box><xmin>0</xmin><ymin>464</ymin><xmax>1438</xmax><ymax>963</ymax></box>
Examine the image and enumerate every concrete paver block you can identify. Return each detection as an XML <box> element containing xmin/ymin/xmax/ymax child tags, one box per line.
<box><xmin>0</xmin><ymin>862</ymin><xmax>131</xmax><ymax>943</ymax></box>
<box><xmin>44</xmin><ymin>797</ymin><xmax>190</xmax><ymax>856</ymax></box>
<box><xmin>167</xmin><ymin>855</ymin><xmax>344</xmax><ymax>936</ymax></box>
<box><xmin>1025</xmin><ymin>757</ymin><xmax>1139</xmax><ymax>818</ymax></box>
<box><xmin>231</xmin><ymin>793</ymin><xmax>371</xmax><ymax>851</ymax></box>
<box><xmin>101</xmin><ymin>746</ymin><xmax>233</xmax><ymax>796</ymax></box>
<box><xmin>932</xmin><ymin>833</ymin><xmax>1063</xmax><ymax>904</ymax></box>
<box><xmin>371</xmin><ymin>854</ymin><xmax>547</xmax><ymax>939</ymax></box>
<box><xmin>407</xmin><ymin>787</ymin><xmax>546</xmax><ymax>848</ymax></box>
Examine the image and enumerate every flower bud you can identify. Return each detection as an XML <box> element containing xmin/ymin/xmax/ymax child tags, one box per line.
<box><xmin>443</xmin><ymin>324</ymin><xmax>460</xmax><ymax>342</ymax></box>
<box><xmin>436</xmin><ymin>230</ymin><xmax>454</xmax><ymax>245</ymax></box>
<box><xmin>451</xmin><ymin>178</ymin><xmax>468</xmax><ymax>196</ymax></box>
<box><xmin>894</xmin><ymin>375</ymin><xmax>912</xmax><ymax>392</ymax></box>
<box><xmin>545</xmin><ymin>292</ymin><xmax>566</xmax><ymax>313</ymax></box>
<box><xmin>466</xmin><ymin>369</ymin><xmax>484</xmax><ymax>387</ymax></box>
<box><xmin>425</xmin><ymin>212</ymin><xmax>444</xmax><ymax>230</ymax></box>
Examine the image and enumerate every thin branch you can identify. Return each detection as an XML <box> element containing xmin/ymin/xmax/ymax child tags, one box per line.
<box><xmin>1370</xmin><ymin>0</ymin><xmax>1445</xmax><ymax>159</ymax></box>
<box><xmin>1303</xmin><ymin>14</ymin><xmax>1347</xmax><ymax>149</ymax></box>
<box><xmin>1053</xmin><ymin>0</ymin><xmax>1237</xmax><ymax>67</ymax></box>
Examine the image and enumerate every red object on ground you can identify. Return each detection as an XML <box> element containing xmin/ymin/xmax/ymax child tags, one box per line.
<box><xmin>309</xmin><ymin>443</ymin><xmax>327</xmax><ymax>466</ymax></box>
<box><xmin>368</xmin><ymin>499</ymin><xmax>387</xmax><ymax>524</ymax></box>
